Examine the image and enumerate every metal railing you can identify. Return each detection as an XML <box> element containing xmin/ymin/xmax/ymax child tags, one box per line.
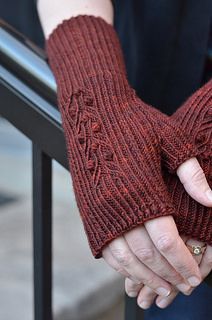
<box><xmin>0</xmin><ymin>20</ymin><xmax>144</xmax><ymax>320</ymax></box>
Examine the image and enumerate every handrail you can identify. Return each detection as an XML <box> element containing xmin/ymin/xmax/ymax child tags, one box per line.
<box><xmin>0</xmin><ymin>19</ymin><xmax>68</xmax><ymax>169</ymax></box>
<box><xmin>0</xmin><ymin>19</ymin><xmax>66</xmax><ymax>320</ymax></box>
<box><xmin>0</xmin><ymin>19</ymin><xmax>56</xmax><ymax>103</ymax></box>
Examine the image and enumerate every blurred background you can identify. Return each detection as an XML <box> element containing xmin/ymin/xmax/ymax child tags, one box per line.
<box><xmin>0</xmin><ymin>0</ymin><xmax>124</xmax><ymax>319</ymax></box>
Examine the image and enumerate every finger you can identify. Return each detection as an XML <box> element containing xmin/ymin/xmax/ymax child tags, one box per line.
<box><xmin>186</xmin><ymin>244</ymin><xmax>212</xmax><ymax>296</ymax></box>
<box><xmin>137</xmin><ymin>285</ymin><xmax>158</xmax><ymax>310</ymax></box>
<box><xmin>156</xmin><ymin>283</ymin><xmax>195</xmax><ymax>309</ymax></box>
<box><xmin>156</xmin><ymin>290</ymin><xmax>179</xmax><ymax>309</ymax></box>
<box><xmin>199</xmin><ymin>245</ymin><xmax>212</xmax><ymax>279</ymax></box>
<box><xmin>102</xmin><ymin>246</ymin><xmax>129</xmax><ymax>277</ymax></box>
<box><xmin>145</xmin><ymin>216</ymin><xmax>202</xmax><ymax>287</ymax></box>
<box><xmin>125</xmin><ymin>277</ymin><xmax>143</xmax><ymax>298</ymax></box>
<box><xmin>109</xmin><ymin>236</ymin><xmax>172</xmax><ymax>296</ymax></box>
<box><xmin>182</xmin><ymin>237</ymin><xmax>207</xmax><ymax>296</ymax></box>
<box><xmin>124</xmin><ymin>226</ymin><xmax>190</xmax><ymax>294</ymax></box>
<box><xmin>177</xmin><ymin>157</ymin><xmax>212</xmax><ymax>207</ymax></box>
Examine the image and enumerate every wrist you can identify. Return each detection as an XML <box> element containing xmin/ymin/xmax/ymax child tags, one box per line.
<box><xmin>38</xmin><ymin>0</ymin><xmax>114</xmax><ymax>39</ymax></box>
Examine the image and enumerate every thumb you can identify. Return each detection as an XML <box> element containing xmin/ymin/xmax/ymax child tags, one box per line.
<box><xmin>177</xmin><ymin>157</ymin><xmax>212</xmax><ymax>207</ymax></box>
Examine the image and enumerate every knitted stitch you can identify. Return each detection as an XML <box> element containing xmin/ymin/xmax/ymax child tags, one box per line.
<box><xmin>136</xmin><ymin>80</ymin><xmax>212</xmax><ymax>244</ymax></box>
<box><xmin>46</xmin><ymin>16</ymin><xmax>198</xmax><ymax>258</ymax></box>
<box><xmin>166</xmin><ymin>80</ymin><xmax>212</xmax><ymax>244</ymax></box>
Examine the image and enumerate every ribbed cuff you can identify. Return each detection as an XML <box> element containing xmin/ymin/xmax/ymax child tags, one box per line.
<box><xmin>46</xmin><ymin>15</ymin><xmax>128</xmax><ymax>105</ymax></box>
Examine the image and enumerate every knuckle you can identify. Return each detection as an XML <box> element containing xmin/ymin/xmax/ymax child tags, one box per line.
<box><xmin>145</xmin><ymin>275</ymin><xmax>157</xmax><ymax>288</ymax></box>
<box><xmin>127</xmin><ymin>275</ymin><xmax>142</xmax><ymax>284</ymax></box>
<box><xmin>190</xmin><ymin>167</ymin><xmax>205</xmax><ymax>185</ymax></box>
<box><xmin>166</xmin><ymin>274</ymin><xmax>183</xmax><ymax>285</ymax></box>
<box><xmin>177</xmin><ymin>263</ymin><xmax>191</xmax><ymax>275</ymax></box>
<box><xmin>156</xmin><ymin>233</ymin><xmax>176</xmax><ymax>253</ymax></box>
<box><xmin>154</xmin><ymin>265</ymin><xmax>176</xmax><ymax>283</ymax></box>
<box><xmin>112</xmin><ymin>249</ymin><xmax>132</xmax><ymax>266</ymax></box>
<box><xmin>116</xmin><ymin>267</ymin><xmax>128</xmax><ymax>276</ymax></box>
<box><xmin>134</xmin><ymin>247</ymin><xmax>155</xmax><ymax>263</ymax></box>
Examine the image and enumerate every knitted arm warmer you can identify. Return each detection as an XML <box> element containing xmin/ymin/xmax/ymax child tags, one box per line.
<box><xmin>137</xmin><ymin>80</ymin><xmax>212</xmax><ymax>244</ymax></box>
<box><xmin>166</xmin><ymin>80</ymin><xmax>212</xmax><ymax>244</ymax></box>
<box><xmin>46</xmin><ymin>16</ymin><xmax>197</xmax><ymax>258</ymax></box>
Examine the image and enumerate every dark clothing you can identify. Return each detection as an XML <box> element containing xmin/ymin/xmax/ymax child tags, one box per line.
<box><xmin>145</xmin><ymin>281</ymin><xmax>212</xmax><ymax>320</ymax></box>
<box><xmin>0</xmin><ymin>0</ymin><xmax>44</xmax><ymax>47</ymax></box>
<box><xmin>113</xmin><ymin>0</ymin><xmax>212</xmax><ymax>115</ymax></box>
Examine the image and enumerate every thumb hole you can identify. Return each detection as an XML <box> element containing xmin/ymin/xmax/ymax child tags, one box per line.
<box><xmin>177</xmin><ymin>157</ymin><xmax>212</xmax><ymax>207</ymax></box>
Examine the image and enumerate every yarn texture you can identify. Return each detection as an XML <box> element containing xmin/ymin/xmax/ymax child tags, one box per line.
<box><xmin>166</xmin><ymin>81</ymin><xmax>212</xmax><ymax>244</ymax></box>
<box><xmin>46</xmin><ymin>16</ymin><xmax>201</xmax><ymax>258</ymax></box>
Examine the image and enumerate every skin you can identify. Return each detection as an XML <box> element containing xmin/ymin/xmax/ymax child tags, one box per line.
<box><xmin>37</xmin><ymin>0</ymin><xmax>212</xmax><ymax>308</ymax></box>
<box><xmin>37</xmin><ymin>0</ymin><xmax>114</xmax><ymax>38</ymax></box>
<box><xmin>125</xmin><ymin>237</ymin><xmax>212</xmax><ymax>309</ymax></box>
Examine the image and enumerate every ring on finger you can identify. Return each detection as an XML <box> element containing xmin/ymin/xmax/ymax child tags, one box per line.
<box><xmin>186</xmin><ymin>244</ymin><xmax>207</xmax><ymax>256</ymax></box>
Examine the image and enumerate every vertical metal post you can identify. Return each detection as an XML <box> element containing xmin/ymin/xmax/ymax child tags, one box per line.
<box><xmin>32</xmin><ymin>143</ymin><xmax>52</xmax><ymax>320</ymax></box>
<box><xmin>125</xmin><ymin>294</ymin><xmax>144</xmax><ymax>320</ymax></box>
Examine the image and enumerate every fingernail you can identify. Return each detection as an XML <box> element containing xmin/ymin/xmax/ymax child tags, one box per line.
<box><xmin>156</xmin><ymin>287</ymin><xmax>171</xmax><ymax>297</ymax></box>
<box><xmin>184</xmin><ymin>288</ymin><xmax>193</xmax><ymax>296</ymax></box>
<box><xmin>128</xmin><ymin>291</ymin><xmax>138</xmax><ymax>298</ymax></box>
<box><xmin>157</xmin><ymin>298</ymin><xmax>168</xmax><ymax>309</ymax></box>
<box><xmin>187</xmin><ymin>276</ymin><xmax>201</xmax><ymax>287</ymax></box>
<box><xmin>176</xmin><ymin>283</ymin><xmax>191</xmax><ymax>293</ymax></box>
<box><xmin>206</xmin><ymin>190</ymin><xmax>212</xmax><ymax>201</ymax></box>
<box><xmin>139</xmin><ymin>301</ymin><xmax>150</xmax><ymax>309</ymax></box>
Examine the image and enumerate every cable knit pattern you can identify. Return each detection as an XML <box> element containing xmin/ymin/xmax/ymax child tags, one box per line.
<box><xmin>165</xmin><ymin>80</ymin><xmax>212</xmax><ymax>244</ymax></box>
<box><xmin>46</xmin><ymin>15</ymin><xmax>198</xmax><ymax>258</ymax></box>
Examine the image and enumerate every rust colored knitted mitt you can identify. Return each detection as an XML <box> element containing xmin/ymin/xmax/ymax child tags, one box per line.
<box><xmin>165</xmin><ymin>80</ymin><xmax>212</xmax><ymax>245</ymax></box>
<box><xmin>46</xmin><ymin>16</ymin><xmax>197</xmax><ymax>258</ymax></box>
<box><xmin>137</xmin><ymin>80</ymin><xmax>212</xmax><ymax>244</ymax></box>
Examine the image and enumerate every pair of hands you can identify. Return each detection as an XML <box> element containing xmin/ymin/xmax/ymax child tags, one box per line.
<box><xmin>43</xmin><ymin>10</ymin><xmax>212</xmax><ymax>309</ymax></box>
<box><xmin>102</xmin><ymin>157</ymin><xmax>212</xmax><ymax>309</ymax></box>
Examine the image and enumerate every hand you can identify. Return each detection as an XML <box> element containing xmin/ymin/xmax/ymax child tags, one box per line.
<box><xmin>102</xmin><ymin>154</ymin><xmax>212</xmax><ymax>293</ymax></box>
<box><xmin>102</xmin><ymin>215</ymin><xmax>201</xmax><ymax>298</ymax></box>
<box><xmin>125</xmin><ymin>238</ymin><xmax>212</xmax><ymax>310</ymax></box>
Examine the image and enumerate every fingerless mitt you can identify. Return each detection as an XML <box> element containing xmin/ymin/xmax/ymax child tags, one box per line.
<box><xmin>167</xmin><ymin>80</ymin><xmax>212</xmax><ymax>244</ymax></box>
<box><xmin>46</xmin><ymin>15</ymin><xmax>198</xmax><ymax>257</ymax></box>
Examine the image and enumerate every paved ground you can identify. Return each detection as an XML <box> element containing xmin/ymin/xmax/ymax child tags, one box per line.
<box><xmin>0</xmin><ymin>118</ymin><xmax>125</xmax><ymax>320</ymax></box>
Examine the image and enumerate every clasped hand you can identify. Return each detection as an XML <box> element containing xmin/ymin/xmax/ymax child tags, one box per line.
<box><xmin>103</xmin><ymin>158</ymin><xmax>212</xmax><ymax>309</ymax></box>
